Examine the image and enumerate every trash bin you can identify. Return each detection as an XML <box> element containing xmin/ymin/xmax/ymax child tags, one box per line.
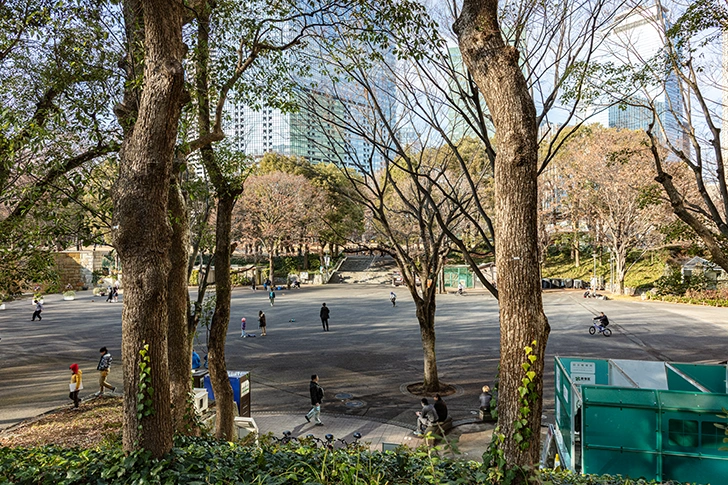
<box><xmin>203</xmin><ymin>371</ymin><xmax>251</xmax><ymax>417</ymax></box>
<box><xmin>192</xmin><ymin>369</ymin><xmax>209</xmax><ymax>389</ymax></box>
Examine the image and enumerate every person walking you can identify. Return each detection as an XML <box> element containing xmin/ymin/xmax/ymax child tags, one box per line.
<box><xmin>31</xmin><ymin>299</ymin><xmax>43</xmax><ymax>321</ymax></box>
<box><xmin>69</xmin><ymin>363</ymin><xmax>83</xmax><ymax>409</ymax></box>
<box><xmin>389</xmin><ymin>291</ymin><xmax>397</xmax><ymax>307</ymax></box>
<box><xmin>240</xmin><ymin>317</ymin><xmax>248</xmax><ymax>338</ymax></box>
<box><xmin>106</xmin><ymin>286</ymin><xmax>113</xmax><ymax>302</ymax></box>
<box><xmin>258</xmin><ymin>310</ymin><xmax>267</xmax><ymax>336</ymax></box>
<box><xmin>414</xmin><ymin>397</ymin><xmax>438</xmax><ymax>435</ymax></box>
<box><xmin>269</xmin><ymin>289</ymin><xmax>276</xmax><ymax>306</ymax></box>
<box><xmin>319</xmin><ymin>303</ymin><xmax>330</xmax><ymax>332</ymax></box>
<box><xmin>96</xmin><ymin>347</ymin><xmax>116</xmax><ymax>395</ymax></box>
<box><xmin>304</xmin><ymin>374</ymin><xmax>324</xmax><ymax>426</ymax></box>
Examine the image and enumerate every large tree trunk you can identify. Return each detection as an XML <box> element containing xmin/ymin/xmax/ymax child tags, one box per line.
<box><xmin>113</xmin><ymin>0</ymin><xmax>184</xmax><ymax>457</ymax></box>
<box><xmin>167</xmin><ymin>173</ymin><xmax>197</xmax><ymax>433</ymax></box>
<box><xmin>208</xmin><ymin>194</ymin><xmax>236</xmax><ymax>440</ymax></box>
<box><xmin>415</xmin><ymin>299</ymin><xmax>439</xmax><ymax>392</ymax></box>
<box><xmin>455</xmin><ymin>0</ymin><xmax>550</xmax><ymax>475</ymax></box>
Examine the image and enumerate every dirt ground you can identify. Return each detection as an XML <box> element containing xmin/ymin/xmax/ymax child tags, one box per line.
<box><xmin>0</xmin><ymin>396</ymin><xmax>122</xmax><ymax>448</ymax></box>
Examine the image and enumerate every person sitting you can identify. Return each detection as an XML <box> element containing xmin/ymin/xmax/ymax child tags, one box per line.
<box><xmin>414</xmin><ymin>398</ymin><xmax>438</xmax><ymax>435</ymax></box>
<box><xmin>433</xmin><ymin>394</ymin><xmax>448</xmax><ymax>422</ymax></box>
<box><xmin>594</xmin><ymin>312</ymin><xmax>609</xmax><ymax>329</ymax></box>
<box><xmin>479</xmin><ymin>385</ymin><xmax>493</xmax><ymax>412</ymax></box>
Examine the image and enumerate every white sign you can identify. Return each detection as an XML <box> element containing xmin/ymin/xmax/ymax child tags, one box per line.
<box><xmin>241</xmin><ymin>380</ymin><xmax>250</xmax><ymax>396</ymax></box>
<box><xmin>570</xmin><ymin>361</ymin><xmax>596</xmax><ymax>386</ymax></box>
<box><xmin>570</xmin><ymin>361</ymin><xmax>595</xmax><ymax>374</ymax></box>
<box><xmin>563</xmin><ymin>385</ymin><xmax>569</xmax><ymax>403</ymax></box>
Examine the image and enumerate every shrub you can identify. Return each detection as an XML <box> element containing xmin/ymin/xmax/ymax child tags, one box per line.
<box><xmin>654</xmin><ymin>266</ymin><xmax>686</xmax><ymax>296</ymax></box>
<box><xmin>0</xmin><ymin>437</ymin><xmax>688</xmax><ymax>485</ymax></box>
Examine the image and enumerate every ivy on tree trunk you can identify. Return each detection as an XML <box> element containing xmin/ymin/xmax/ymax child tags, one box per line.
<box><xmin>113</xmin><ymin>0</ymin><xmax>185</xmax><ymax>458</ymax></box>
<box><xmin>455</xmin><ymin>0</ymin><xmax>550</xmax><ymax>476</ymax></box>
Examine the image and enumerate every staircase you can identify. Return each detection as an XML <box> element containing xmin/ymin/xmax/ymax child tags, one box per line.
<box><xmin>330</xmin><ymin>255</ymin><xmax>397</xmax><ymax>284</ymax></box>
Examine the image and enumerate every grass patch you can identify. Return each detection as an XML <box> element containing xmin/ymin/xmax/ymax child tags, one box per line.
<box><xmin>542</xmin><ymin>251</ymin><xmax>666</xmax><ymax>290</ymax></box>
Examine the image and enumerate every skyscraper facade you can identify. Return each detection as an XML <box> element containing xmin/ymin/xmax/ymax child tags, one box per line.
<box><xmin>223</xmin><ymin>30</ymin><xmax>395</xmax><ymax>173</ymax></box>
<box><xmin>585</xmin><ymin>3</ymin><xmax>685</xmax><ymax>148</ymax></box>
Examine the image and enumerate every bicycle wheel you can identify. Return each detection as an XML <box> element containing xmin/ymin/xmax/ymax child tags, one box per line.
<box><xmin>603</xmin><ymin>328</ymin><xmax>612</xmax><ymax>337</ymax></box>
<box><xmin>588</xmin><ymin>326</ymin><xmax>596</xmax><ymax>335</ymax></box>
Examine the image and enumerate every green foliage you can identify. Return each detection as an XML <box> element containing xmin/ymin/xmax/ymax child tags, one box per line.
<box><xmin>515</xmin><ymin>341</ymin><xmax>539</xmax><ymax>451</ymax></box>
<box><xmin>229</xmin><ymin>272</ymin><xmax>250</xmax><ymax>287</ymax></box>
<box><xmin>0</xmin><ymin>246</ymin><xmax>58</xmax><ymax>301</ymax></box>
<box><xmin>654</xmin><ymin>266</ymin><xmax>687</xmax><ymax>296</ymax></box>
<box><xmin>654</xmin><ymin>266</ymin><xmax>715</xmax><ymax>297</ymax></box>
<box><xmin>188</xmin><ymin>269</ymin><xmax>199</xmax><ymax>286</ymax></box>
<box><xmin>716</xmin><ymin>407</ymin><xmax>728</xmax><ymax>451</ymax></box>
<box><xmin>136</xmin><ymin>343</ymin><xmax>155</xmax><ymax>430</ymax></box>
<box><xmin>0</xmin><ymin>436</ymin><xmax>688</xmax><ymax>484</ymax></box>
<box><xmin>480</xmin><ymin>343</ymin><xmax>541</xmax><ymax>484</ymax></box>
<box><xmin>196</xmin><ymin>295</ymin><xmax>216</xmax><ymax>329</ymax></box>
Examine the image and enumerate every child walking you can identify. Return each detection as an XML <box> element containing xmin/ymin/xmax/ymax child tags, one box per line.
<box><xmin>241</xmin><ymin>317</ymin><xmax>247</xmax><ymax>338</ymax></box>
<box><xmin>69</xmin><ymin>363</ymin><xmax>83</xmax><ymax>408</ymax></box>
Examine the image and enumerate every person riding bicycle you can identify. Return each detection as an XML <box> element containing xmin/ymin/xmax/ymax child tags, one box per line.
<box><xmin>593</xmin><ymin>312</ymin><xmax>609</xmax><ymax>329</ymax></box>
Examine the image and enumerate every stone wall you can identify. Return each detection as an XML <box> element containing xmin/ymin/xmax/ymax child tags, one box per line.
<box><xmin>54</xmin><ymin>249</ymin><xmax>111</xmax><ymax>289</ymax></box>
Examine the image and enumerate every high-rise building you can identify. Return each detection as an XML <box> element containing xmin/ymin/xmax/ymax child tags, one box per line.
<box><xmin>223</xmin><ymin>22</ymin><xmax>396</xmax><ymax>173</ymax></box>
<box><xmin>583</xmin><ymin>3</ymin><xmax>685</xmax><ymax>148</ymax></box>
<box><xmin>445</xmin><ymin>46</ymin><xmax>495</xmax><ymax>143</ymax></box>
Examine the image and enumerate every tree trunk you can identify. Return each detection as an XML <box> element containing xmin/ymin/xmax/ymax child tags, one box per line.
<box><xmin>415</xmin><ymin>299</ymin><xmax>439</xmax><ymax>392</ymax></box>
<box><xmin>573</xmin><ymin>219</ymin><xmax>580</xmax><ymax>267</ymax></box>
<box><xmin>268</xmin><ymin>249</ymin><xmax>275</xmax><ymax>284</ymax></box>
<box><xmin>208</xmin><ymin>194</ymin><xmax>236</xmax><ymax>440</ymax></box>
<box><xmin>615</xmin><ymin>249</ymin><xmax>627</xmax><ymax>295</ymax></box>
<box><xmin>113</xmin><ymin>0</ymin><xmax>184</xmax><ymax>457</ymax></box>
<box><xmin>167</xmin><ymin>173</ymin><xmax>197</xmax><ymax>433</ymax></box>
<box><xmin>455</xmin><ymin>0</ymin><xmax>550</xmax><ymax>475</ymax></box>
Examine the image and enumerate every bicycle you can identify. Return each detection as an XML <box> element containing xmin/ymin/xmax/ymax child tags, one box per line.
<box><xmin>588</xmin><ymin>320</ymin><xmax>612</xmax><ymax>337</ymax></box>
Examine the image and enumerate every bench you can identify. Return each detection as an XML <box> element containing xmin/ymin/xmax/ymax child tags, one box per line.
<box><xmin>424</xmin><ymin>416</ymin><xmax>453</xmax><ymax>436</ymax></box>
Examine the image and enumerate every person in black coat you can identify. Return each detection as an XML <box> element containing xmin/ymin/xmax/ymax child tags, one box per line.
<box><xmin>305</xmin><ymin>374</ymin><xmax>325</xmax><ymax>425</ymax></box>
<box><xmin>319</xmin><ymin>303</ymin><xmax>330</xmax><ymax>331</ymax></box>
<box><xmin>433</xmin><ymin>394</ymin><xmax>448</xmax><ymax>422</ymax></box>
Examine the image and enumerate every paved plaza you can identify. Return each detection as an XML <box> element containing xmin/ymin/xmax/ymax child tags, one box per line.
<box><xmin>0</xmin><ymin>284</ymin><xmax>726</xmax><ymax>455</ymax></box>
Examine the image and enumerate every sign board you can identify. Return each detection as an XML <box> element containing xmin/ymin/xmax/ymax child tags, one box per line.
<box><xmin>572</xmin><ymin>373</ymin><xmax>595</xmax><ymax>385</ymax></box>
<box><xmin>570</xmin><ymin>361</ymin><xmax>596</xmax><ymax>386</ymax></box>
<box><xmin>570</xmin><ymin>361</ymin><xmax>595</xmax><ymax>374</ymax></box>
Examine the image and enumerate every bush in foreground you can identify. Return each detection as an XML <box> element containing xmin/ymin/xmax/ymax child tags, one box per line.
<box><xmin>0</xmin><ymin>435</ymin><xmax>686</xmax><ymax>485</ymax></box>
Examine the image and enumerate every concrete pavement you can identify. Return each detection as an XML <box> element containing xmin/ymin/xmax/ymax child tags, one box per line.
<box><xmin>1</xmin><ymin>284</ymin><xmax>727</xmax><ymax>453</ymax></box>
<box><xmin>253</xmin><ymin>412</ymin><xmax>493</xmax><ymax>460</ymax></box>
